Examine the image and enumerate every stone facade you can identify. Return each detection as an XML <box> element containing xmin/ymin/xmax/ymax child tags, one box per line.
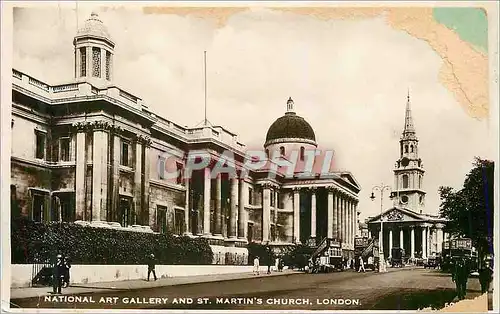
<box><xmin>10</xmin><ymin>13</ymin><xmax>361</xmax><ymax>262</ymax></box>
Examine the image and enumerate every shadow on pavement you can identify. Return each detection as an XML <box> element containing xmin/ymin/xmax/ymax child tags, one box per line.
<box><xmin>370</xmin><ymin>288</ymin><xmax>457</xmax><ymax>310</ymax></box>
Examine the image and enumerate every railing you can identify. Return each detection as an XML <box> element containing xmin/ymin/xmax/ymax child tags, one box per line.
<box><xmin>53</xmin><ymin>83</ymin><xmax>79</xmax><ymax>93</ymax></box>
<box><xmin>28</xmin><ymin>77</ymin><xmax>49</xmax><ymax>91</ymax></box>
<box><xmin>31</xmin><ymin>257</ymin><xmax>53</xmax><ymax>287</ymax></box>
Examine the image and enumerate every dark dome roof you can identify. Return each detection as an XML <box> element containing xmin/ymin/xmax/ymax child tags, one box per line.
<box><xmin>265</xmin><ymin>112</ymin><xmax>316</xmax><ymax>144</ymax></box>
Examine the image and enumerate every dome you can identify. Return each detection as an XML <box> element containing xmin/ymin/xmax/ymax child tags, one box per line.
<box><xmin>76</xmin><ymin>12</ymin><xmax>113</xmax><ymax>44</ymax></box>
<box><xmin>265</xmin><ymin>98</ymin><xmax>316</xmax><ymax>146</ymax></box>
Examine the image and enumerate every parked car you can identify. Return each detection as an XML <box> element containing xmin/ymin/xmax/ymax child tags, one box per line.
<box><xmin>424</xmin><ymin>256</ymin><xmax>439</xmax><ymax>269</ymax></box>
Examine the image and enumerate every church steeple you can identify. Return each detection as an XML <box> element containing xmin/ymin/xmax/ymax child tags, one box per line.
<box><xmin>392</xmin><ymin>92</ymin><xmax>426</xmax><ymax>213</ymax></box>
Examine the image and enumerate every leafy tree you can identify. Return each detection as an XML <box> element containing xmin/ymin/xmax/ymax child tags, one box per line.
<box><xmin>438</xmin><ymin>157</ymin><xmax>494</xmax><ymax>261</ymax></box>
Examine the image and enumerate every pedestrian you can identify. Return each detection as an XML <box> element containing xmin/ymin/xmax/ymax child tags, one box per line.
<box><xmin>478</xmin><ymin>259</ymin><xmax>493</xmax><ymax>294</ymax></box>
<box><xmin>358</xmin><ymin>256</ymin><xmax>366</xmax><ymax>273</ymax></box>
<box><xmin>52</xmin><ymin>254</ymin><xmax>65</xmax><ymax>294</ymax></box>
<box><xmin>452</xmin><ymin>257</ymin><xmax>470</xmax><ymax>300</ymax></box>
<box><xmin>147</xmin><ymin>253</ymin><xmax>157</xmax><ymax>281</ymax></box>
<box><xmin>63</xmin><ymin>256</ymin><xmax>71</xmax><ymax>288</ymax></box>
<box><xmin>253</xmin><ymin>256</ymin><xmax>260</xmax><ymax>275</ymax></box>
<box><xmin>278</xmin><ymin>258</ymin><xmax>284</xmax><ymax>272</ymax></box>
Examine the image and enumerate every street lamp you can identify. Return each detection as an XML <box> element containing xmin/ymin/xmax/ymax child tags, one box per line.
<box><xmin>371</xmin><ymin>183</ymin><xmax>392</xmax><ymax>273</ymax></box>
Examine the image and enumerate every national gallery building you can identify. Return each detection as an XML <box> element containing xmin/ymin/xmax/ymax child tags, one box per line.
<box><xmin>10</xmin><ymin>13</ymin><xmax>361</xmax><ymax>263</ymax></box>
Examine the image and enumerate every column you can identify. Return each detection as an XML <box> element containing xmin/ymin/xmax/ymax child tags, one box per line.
<box><xmin>400</xmin><ymin>228</ymin><xmax>404</xmax><ymax>249</ymax></box>
<box><xmin>238</xmin><ymin>178</ymin><xmax>246</xmax><ymax>239</ymax></box>
<box><xmin>86</xmin><ymin>46</ymin><xmax>92</xmax><ymax>78</ymax></box>
<box><xmin>336</xmin><ymin>194</ymin><xmax>341</xmax><ymax>240</ymax></box>
<box><xmin>229</xmin><ymin>177</ymin><xmax>238</xmax><ymax>238</ymax></box>
<box><xmin>342</xmin><ymin>197</ymin><xmax>346</xmax><ymax>243</ymax></box>
<box><xmin>203</xmin><ymin>167</ymin><xmax>211</xmax><ymax>235</ymax></box>
<box><xmin>293</xmin><ymin>188</ymin><xmax>300</xmax><ymax>243</ymax></box>
<box><xmin>350</xmin><ymin>200</ymin><xmax>354</xmax><ymax>247</ymax></box>
<box><xmin>75</xmin><ymin>47</ymin><xmax>81</xmax><ymax>78</ymax></box>
<box><xmin>389</xmin><ymin>229</ymin><xmax>393</xmax><ymax>257</ymax></box>
<box><xmin>214</xmin><ymin>175</ymin><xmax>222</xmax><ymax>236</ymax></box>
<box><xmin>436</xmin><ymin>226</ymin><xmax>444</xmax><ymax>253</ymax></box>
<box><xmin>311</xmin><ymin>188</ymin><xmax>317</xmax><ymax>238</ymax></box>
<box><xmin>184</xmin><ymin>176</ymin><xmax>191</xmax><ymax>235</ymax></box>
<box><xmin>346</xmin><ymin>198</ymin><xmax>351</xmax><ymax>247</ymax></box>
<box><xmin>327</xmin><ymin>188</ymin><xmax>333</xmax><ymax>238</ymax></box>
<box><xmin>91</xmin><ymin>127</ymin><xmax>108</xmax><ymax>221</ymax></box>
<box><xmin>263</xmin><ymin>186</ymin><xmax>271</xmax><ymax>242</ymax></box>
<box><xmin>144</xmin><ymin>142</ymin><xmax>151</xmax><ymax>225</ymax></box>
<box><xmin>75</xmin><ymin>130</ymin><xmax>86</xmax><ymax>220</ymax></box>
<box><xmin>110</xmin><ymin>133</ymin><xmax>120</xmax><ymax>222</ymax></box>
<box><xmin>422</xmin><ymin>227</ymin><xmax>427</xmax><ymax>259</ymax></box>
<box><xmin>134</xmin><ymin>140</ymin><xmax>142</xmax><ymax>224</ymax></box>
<box><xmin>379</xmin><ymin>229</ymin><xmax>383</xmax><ymax>256</ymax></box>
<box><xmin>426</xmin><ymin>226</ymin><xmax>431</xmax><ymax>256</ymax></box>
<box><xmin>410</xmin><ymin>227</ymin><xmax>415</xmax><ymax>258</ymax></box>
<box><xmin>101</xmin><ymin>48</ymin><xmax>106</xmax><ymax>79</ymax></box>
<box><xmin>332</xmin><ymin>190</ymin><xmax>338</xmax><ymax>239</ymax></box>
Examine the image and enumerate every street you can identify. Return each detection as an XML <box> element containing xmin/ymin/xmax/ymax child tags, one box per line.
<box><xmin>10</xmin><ymin>268</ymin><xmax>491</xmax><ymax>310</ymax></box>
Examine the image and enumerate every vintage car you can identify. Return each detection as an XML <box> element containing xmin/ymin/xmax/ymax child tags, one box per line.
<box><xmin>424</xmin><ymin>256</ymin><xmax>440</xmax><ymax>269</ymax></box>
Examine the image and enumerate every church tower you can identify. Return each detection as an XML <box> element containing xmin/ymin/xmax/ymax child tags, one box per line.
<box><xmin>391</xmin><ymin>92</ymin><xmax>426</xmax><ymax>213</ymax></box>
<box><xmin>73</xmin><ymin>12</ymin><xmax>114</xmax><ymax>87</ymax></box>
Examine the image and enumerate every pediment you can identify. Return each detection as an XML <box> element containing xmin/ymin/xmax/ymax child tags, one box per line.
<box><xmin>338</xmin><ymin>172</ymin><xmax>361</xmax><ymax>191</ymax></box>
<box><xmin>367</xmin><ymin>207</ymin><xmax>425</xmax><ymax>224</ymax></box>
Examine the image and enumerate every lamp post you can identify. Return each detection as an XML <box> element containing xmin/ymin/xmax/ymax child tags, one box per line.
<box><xmin>371</xmin><ymin>183</ymin><xmax>392</xmax><ymax>273</ymax></box>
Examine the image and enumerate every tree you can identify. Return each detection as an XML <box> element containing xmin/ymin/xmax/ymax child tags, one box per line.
<box><xmin>439</xmin><ymin>157</ymin><xmax>494</xmax><ymax>262</ymax></box>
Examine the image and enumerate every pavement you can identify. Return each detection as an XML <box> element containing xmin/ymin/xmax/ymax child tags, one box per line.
<box><xmin>9</xmin><ymin>266</ymin><xmax>493</xmax><ymax>310</ymax></box>
<box><xmin>10</xmin><ymin>269</ymin><xmax>301</xmax><ymax>300</ymax></box>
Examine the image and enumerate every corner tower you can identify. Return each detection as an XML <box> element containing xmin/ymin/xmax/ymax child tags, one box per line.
<box><xmin>391</xmin><ymin>92</ymin><xmax>426</xmax><ymax>213</ymax></box>
<box><xmin>74</xmin><ymin>12</ymin><xmax>114</xmax><ymax>87</ymax></box>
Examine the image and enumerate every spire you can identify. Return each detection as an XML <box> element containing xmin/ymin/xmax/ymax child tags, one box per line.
<box><xmin>286</xmin><ymin>97</ymin><xmax>295</xmax><ymax>114</ymax></box>
<box><xmin>403</xmin><ymin>90</ymin><xmax>416</xmax><ymax>136</ymax></box>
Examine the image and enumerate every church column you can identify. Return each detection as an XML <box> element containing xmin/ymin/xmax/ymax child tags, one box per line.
<box><xmin>86</xmin><ymin>46</ymin><xmax>92</xmax><ymax>78</ymax></box>
<box><xmin>91</xmin><ymin>122</ymin><xmax>109</xmax><ymax>221</ymax></box>
<box><xmin>75</xmin><ymin>47</ymin><xmax>81</xmax><ymax>78</ymax></box>
<box><xmin>326</xmin><ymin>188</ymin><xmax>333</xmax><ymax>238</ymax></box>
<box><xmin>184</xmin><ymin>175</ymin><xmax>191</xmax><ymax>235</ymax></box>
<box><xmin>74</xmin><ymin>125</ymin><xmax>86</xmax><ymax>221</ymax></box>
<box><xmin>427</xmin><ymin>226</ymin><xmax>431</xmax><ymax>256</ymax></box>
<box><xmin>346</xmin><ymin>198</ymin><xmax>351</xmax><ymax>247</ymax></box>
<box><xmin>421</xmin><ymin>226</ymin><xmax>427</xmax><ymax>259</ymax></box>
<box><xmin>436</xmin><ymin>224</ymin><xmax>444</xmax><ymax>253</ymax></box>
<box><xmin>410</xmin><ymin>226</ymin><xmax>415</xmax><ymax>258</ymax></box>
<box><xmin>311</xmin><ymin>188</ymin><xmax>317</xmax><ymax>239</ymax></box>
<box><xmin>214</xmin><ymin>175</ymin><xmax>222</xmax><ymax>236</ymax></box>
<box><xmin>389</xmin><ymin>228</ymin><xmax>393</xmax><ymax>258</ymax></box>
<box><xmin>336</xmin><ymin>193</ymin><xmax>341</xmax><ymax>240</ymax></box>
<box><xmin>262</xmin><ymin>185</ymin><xmax>271</xmax><ymax>242</ymax></box>
<box><xmin>203</xmin><ymin>167</ymin><xmax>211</xmax><ymax>236</ymax></box>
<box><xmin>342</xmin><ymin>196</ymin><xmax>347</xmax><ymax>242</ymax></box>
<box><xmin>350</xmin><ymin>199</ymin><xmax>355</xmax><ymax>247</ymax></box>
<box><xmin>229</xmin><ymin>177</ymin><xmax>238</xmax><ymax>239</ymax></box>
<box><xmin>237</xmin><ymin>178</ymin><xmax>246</xmax><ymax>239</ymax></box>
<box><xmin>293</xmin><ymin>188</ymin><xmax>300</xmax><ymax>243</ymax></box>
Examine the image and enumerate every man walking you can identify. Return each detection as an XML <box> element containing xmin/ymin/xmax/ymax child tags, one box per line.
<box><xmin>147</xmin><ymin>254</ymin><xmax>157</xmax><ymax>281</ymax></box>
<box><xmin>478</xmin><ymin>258</ymin><xmax>493</xmax><ymax>294</ymax></box>
<box><xmin>253</xmin><ymin>256</ymin><xmax>260</xmax><ymax>275</ymax></box>
<box><xmin>63</xmin><ymin>256</ymin><xmax>71</xmax><ymax>288</ymax></box>
<box><xmin>358</xmin><ymin>256</ymin><xmax>366</xmax><ymax>273</ymax></box>
<box><xmin>52</xmin><ymin>254</ymin><xmax>65</xmax><ymax>294</ymax></box>
<box><xmin>452</xmin><ymin>257</ymin><xmax>470</xmax><ymax>300</ymax></box>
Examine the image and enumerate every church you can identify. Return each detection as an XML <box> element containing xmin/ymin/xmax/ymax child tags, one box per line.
<box><xmin>365</xmin><ymin>93</ymin><xmax>448</xmax><ymax>260</ymax></box>
<box><xmin>10</xmin><ymin>13</ymin><xmax>361</xmax><ymax>264</ymax></box>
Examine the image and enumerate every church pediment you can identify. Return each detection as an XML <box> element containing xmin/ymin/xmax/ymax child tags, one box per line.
<box><xmin>338</xmin><ymin>172</ymin><xmax>361</xmax><ymax>191</ymax></box>
<box><xmin>367</xmin><ymin>207</ymin><xmax>425</xmax><ymax>224</ymax></box>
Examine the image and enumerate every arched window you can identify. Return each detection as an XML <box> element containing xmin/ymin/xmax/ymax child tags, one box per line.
<box><xmin>410</xmin><ymin>145</ymin><xmax>414</xmax><ymax>153</ymax></box>
<box><xmin>280</xmin><ymin>146</ymin><xmax>285</xmax><ymax>156</ymax></box>
<box><xmin>419</xmin><ymin>175</ymin><xmax>422</xmax><ymax>189</ymax></box>
<box><xmin>300</xmin><ymin>147</ymin><xmax>305</xmax><ymax>161</ymax></box>
<box><xmin>404</xmin><ymin>145</ymin><xmax>409</xmax><ymax>153</ymax></box>
<box><xmin>403</xmin><ymin>175</ymin><xmax>409</xmax><ymax>188</ymax></box>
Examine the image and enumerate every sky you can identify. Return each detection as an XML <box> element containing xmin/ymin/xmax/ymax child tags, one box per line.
<box><xmin>12</xmin><ymin>4</ymin><xmax>496</xmax><ymax>221</ymax></box>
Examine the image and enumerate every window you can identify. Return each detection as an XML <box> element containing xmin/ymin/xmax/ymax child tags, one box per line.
<box><xmin>105</xmin><ymin>51</ymin><xmax>111</xmax><ymax>80</ymax></box>
<box><xmin>280</xmin><ymin>146</ymin><xmax>285</xmax><ymax>156</ymax></box>
<box><xmin>174</xmin><ymin>208</ymin><xmax>184</xmax><ymax>235</ymax></box>
<box><xmin>403</xmin><ymin>175</ymin><xmax>409</xmax><ymax>189</ymax></box>
<box><xmin>159</xmin><ymin>156</ymin><xmax>166</xmax><ymax>180</ymax></box>
<box><xmin>119</xmin><ymin>198</ymin><xmax>132</xmax><ymax>227</ymax></box>
<box><xmin>121</xmin><ymin>141</ymin><xmax>129</xmax><ymax>166</ymax></box>
<box><xmin>35</xmin><ymin>131</ymin><xmax>46</xmax><ymax>160</ymax></box>
<box><xmin>271</xmin><ymin>224</ymin><xmax>276</xmax><ymax>241</ymax></box>
<box><xmin>247</xmin><ymin>222</ymin><xmax>254</xmax><ymax>243</ymax></box>
<box><xmin>59</xmin><ymin>137</ymin><xmax>70</xmax><ymax>162</ymax></box>
<box><xmin>419</xmin><ymin>195</ymin><xmax>424</xmax><ymax>205</ymax></box>
<box><xmin>404</xmin><ymin>145</ymin><xmax>409</xmax><ymax>153</ymax></box>
<box><xmin>419</xmin><ymin>176</ymin><xmax>422</xmax><ymax>188</ymax></box>
<box><xmin>92</xmin><ymin>47</ymin><xmax>101</xmax><ymax>78</ymax></box>
<box><xmin>270</xmin><ymin>191</ymin><xmax>275</xmax><ymax>207</ymax></box>
<box><xmin>32</xmin><ymin>193</ymin><xmax>45</xmax><ymax>222</ymax></box>
<box><xmin>157</xmin><ymin>205</ymin><xmax>167</xmax><ymax>233</ymax></box>
<box><xmin>300</xmin><ymin>146</ymin><xmax>305</xmax><ymax>161</ymax></box>
<box><xmin>410</xmin><ymin>145</ymin><xmax>414</xmax><ymax>153</ymax></box>
<box><xmin>80</xmin><ymin>48</ymin><xmax>86</xmax><ymax>77</ymax></box>
<box><xmin>248</xmin><ymin>187</ymin><xmax>253</xmax><ymax>205</ymax></box>
<box><xmin>401</xmin><ymin>195</ymin><xmax>409</xmax><ymax>204</ymax></box>
<box><xmin>176</xmin><ymin>162</ymin><xmax>183</xmax><ymax>185</ymax></box>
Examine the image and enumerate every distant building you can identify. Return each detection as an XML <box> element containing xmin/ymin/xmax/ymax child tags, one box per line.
<box><xmin>365</xmin><ymin>94</ymin><xmax>448</xmax><ymax>259</ymax></box>
<box><xmin>11</xmin><ymin>13</ymin><xmax>361</xmax><ymax>263</ymax></box>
